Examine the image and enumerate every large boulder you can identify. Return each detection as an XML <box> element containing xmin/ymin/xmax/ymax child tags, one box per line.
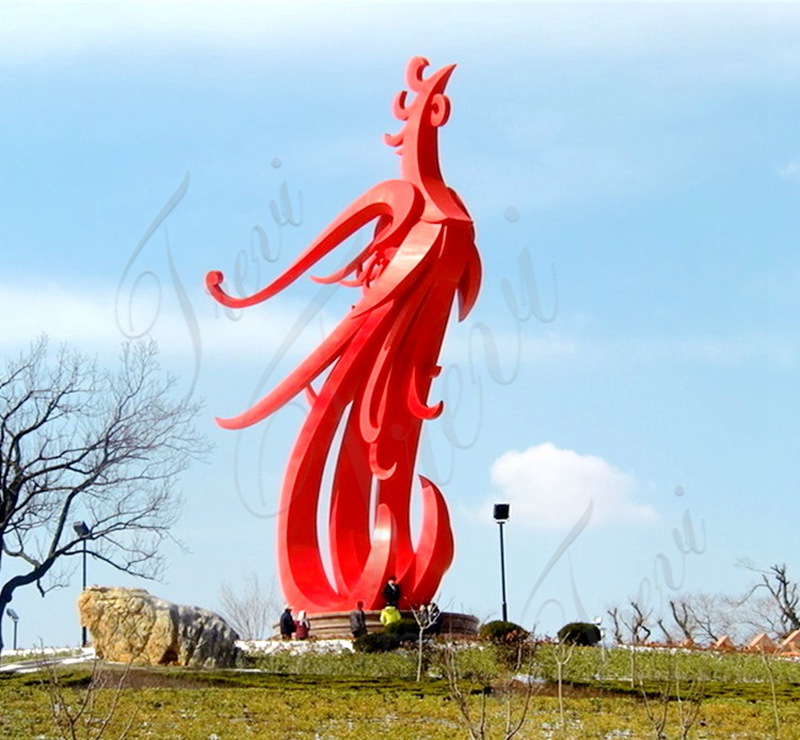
<box><xmin>78</xmin><ymin>586</ymin><xmax>239</xmax><ymax>668</ymax></box>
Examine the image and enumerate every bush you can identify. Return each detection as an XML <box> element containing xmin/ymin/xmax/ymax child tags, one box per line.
<box><xmin>353</xmin><ymin>633</ymin><xmax>401</xmax><ymax>653</ymax></box>
<box><xmin>353</xmin><ymin>617</ymin><xmax>422</xmax><ymax>653</ymax></box>
<box><xmin>478</xmin><ymin>620</ymin><xmax>529</xmax><ymax>645</ymax></box>
<box><xmin>384</xmin><ymin>618</ymin><xmax>418</xmax><ymax>642</ymax></box>
<box><xmin>557</xmin><ymin>621</ymin><xmax>601</xmax><ymax>646</ymax></box>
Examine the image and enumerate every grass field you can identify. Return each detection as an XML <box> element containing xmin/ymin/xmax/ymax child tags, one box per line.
<box><xmin>2</xmin><ymin>642</ymin><xmax>800</xmax><ymax>738</ymax></box>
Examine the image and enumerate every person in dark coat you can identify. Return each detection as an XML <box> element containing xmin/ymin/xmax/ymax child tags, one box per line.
<box><xmin>382</xmin><ymin>576</ymin><xmax>401</xmax><ymax>607</ymax></box>
<box><xmin>349</xmin><ymin>601</ymin><xmax>367</xmax><ymax>638</ymax></box>
<box><xmin>280</xmin><ymin>605</ymin><xmax>296</xmax><ymax>640</ymax></box>
<box><xmin>424</xmin><ymin>602</ymin><xmax>442</xmax><ymax>635</ymax></box>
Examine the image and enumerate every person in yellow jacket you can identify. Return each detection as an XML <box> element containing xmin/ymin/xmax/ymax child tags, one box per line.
<box><xmin>380</xmin><ymin>605</ymin><xmax>401</xmax><ymax>626</ymax></box>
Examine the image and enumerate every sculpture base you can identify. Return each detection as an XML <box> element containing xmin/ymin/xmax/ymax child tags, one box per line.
<box><xmin>276</xmin><ymin>610</ymin><xmax>479</xmax><ymax>639</ymax></box>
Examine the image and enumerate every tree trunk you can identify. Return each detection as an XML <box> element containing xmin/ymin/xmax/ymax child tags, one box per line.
<box><xmin>417</xmin><ymin>631</ymin><xmax>424</xmax><ymax>682</ymax></box>
<box><xmin>0</xmin><ymin>591</ymin><xmax>10</xmax><ymax>653</ymax></box>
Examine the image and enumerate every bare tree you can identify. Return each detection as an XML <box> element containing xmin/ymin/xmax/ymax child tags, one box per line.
<box><xmin>669</xmin><ymin>600</ymin><xmax>695</xmax><ymax>643</ymax></box>
<box><xmin>656</xmin><ymin>616</ymin><xmax>675</xmax><ymax>645</ymax></box>
<box><xmin>605</xmin><ymin>601</ymin><xmax>652</xmax><ymax>645</ymax></box>
<box><xmin>606</xmin><ymin>606</ymin><xmax>625</xmax><ymax>645</ymax></box>
<box><xmin>666</xmin><ymin>594</ymin><xmax>745</xmax><ymax>645</ymax></box>
<box><xmin>638</xmin><ymin>649</ymin><xmax>706</xmax><ymax>740</ymax></box>
<box><xmin>41</xmin><ymin>652</ymin><xmax>138</xmax><ymax>740</ymax></box>
<box><xmin>438</xmin><ymin>638</ymin><xmax>538</xmax><ymax>740</ymax></box>
<box><xmin>759</xmin><ymin>564</ymin><xmax>800</xmax><ymax>634</ymax></box>
<box><xmin>737</xmin><ymin>593</ymin><xmax>787</xmax><ymax>641</ymax></box>
<box><xmin>553</xmin><ymin>638</ymin><xmax>575</xmax><ymax>729</ymax></box>
<box><xmin>219</xmin><ymin>573</ymin><xmax>278</xmax><ymax>640</ymax></box>
<box><xmin>409</xmin><ymin>602</ymin><xmax>441</xmax><ymax>682</ymax></box>
<box><xmin>683</xmin><ymin>594</ymin><xmax>730</xmax><ymax>643</ymax></box>
<box><xmin>626</xmin><ymin>601</ymin><xmax>652</xmax><ymax>645</ymax></box>
<box><xmin>662</xmin><ymin>590</ymin><xmax>783</xmax><ymax>646</ymax></box>
<box><xmin>0</xmin><ymin>338</ymin><xmax>208</xmax><ymax>650</ymax></box>
<box><xmin>739</xmin><ymin>561</ymin><xmax>800</xmax><ymax>637</ymax></box>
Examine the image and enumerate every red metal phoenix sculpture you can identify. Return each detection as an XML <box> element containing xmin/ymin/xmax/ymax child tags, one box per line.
<box><xmin>206</xmin><ymin>57</ymin><xmax>481</xmax><ymax>612</ymax></box>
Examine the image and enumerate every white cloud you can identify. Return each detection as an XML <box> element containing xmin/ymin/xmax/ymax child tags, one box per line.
<box><xmin>0</xmin><ymin>279</ymin><xmax>330</xmax><ymax>365</ymax></box>
<box><xmin>460</xmin><ymin>145</ymin><xmax>657</xmax><ymax>213</ymax></box>
<box><xmin>449</xmin><ymin>321</ymin><xmax>800</xmax><ymax>371</ymax></box>
<box><xmin>441</xmin><ymin>328</ymin><xmax>577</xmax><ymax>377</ymax></box>
<box><xmin>487</xmin><ymin>442</ymin><xmax>657</xmax><ymax>531</ymax></box>
<box><xmin>4</xmin><ymin>1</ymin><xmax>800</xmax><ymax>83</ymax></box>
<box><xmin>584</xmin><ymin>334</ymin><xmax>800</xmax><ymax>370</ymax></box>
<box><xmin>778</xmin><ymin>161</ymin><xmax>800</xmax><ymax>182</ymax></box>
<box><xmin>0</xmin><ymin>2</ymin><xmax>416</xmax><ymax>66</ymax></box>
<box><xmin>0</xmin><ymin>281</ymin><xmax>118</xmax><ymax>352</ymax></box>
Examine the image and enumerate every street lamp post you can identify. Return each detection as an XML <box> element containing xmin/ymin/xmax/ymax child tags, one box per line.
<box><xmin>6</xmin><ymin>608</ymin><xmax>19</xmax><ymax>650</ymax></box>
<box><xmin>493</xmin><ymin>503</ymin><xmax>510</xmax><ymax>622</ymax></box>
<box><xmin>73</xmin><ymin>521</ymin><xmax>91</xmax><ymax>647</ymax></box>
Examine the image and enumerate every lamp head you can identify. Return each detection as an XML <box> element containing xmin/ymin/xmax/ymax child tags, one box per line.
<box><xmin>493</xmin><ymin>503</ymin><xmax>510</xmax><ymax>522</ymax></box>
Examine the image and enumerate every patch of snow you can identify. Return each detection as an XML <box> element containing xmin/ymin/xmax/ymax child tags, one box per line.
<box><xmin>237</xmin><ymin>638</ymin><xmax>355</xmax><ymax>655</ymax></box>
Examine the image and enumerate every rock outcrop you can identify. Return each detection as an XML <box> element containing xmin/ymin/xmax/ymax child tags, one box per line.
<box><xmin>78</xmin><ymin>586</ymin><xmax>239</xmax><ymax>668</ymax></box>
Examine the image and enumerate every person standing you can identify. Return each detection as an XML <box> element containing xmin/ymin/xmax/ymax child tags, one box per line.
<box><xmin>280</xmin><ymin>605</ymin><xmax>296</xmax><ymax>640</ymax></box>
<box><xmin>295</xmin><ymin>609</ymin><xmax>311</xmax><ymax>640</ymax></box>
<box><xmin>350</xmin><ymin>601</ymin><xmax>367</xmax><ymax>638</ymax></box>
<box><xmin>382</xmin><ymin>576</ymin><xmax>401</xmax><ymax>607</ymax></box>
<box><xmin>426</xmin><ymin>602</ymin><xmax>442</xmax><ymax>635</ymax></box>
<box><xmin>380</xmin><ymin>604</ymin><xmax>401</xmax><ymax>627</ymax></box>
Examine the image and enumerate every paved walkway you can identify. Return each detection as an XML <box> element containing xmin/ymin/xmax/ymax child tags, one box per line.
<box><xmin>0</xmin><ymin>647</ymin><xmax>95</xmax><ymax>674</ymax></box>
<box><xmin>0</xmin><ymin>640</ymin><xmax>357</xmax><ymax>674</ymax></box>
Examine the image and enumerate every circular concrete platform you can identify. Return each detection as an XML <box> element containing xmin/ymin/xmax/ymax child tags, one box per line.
<box><xmin>276</xmin><ymin>610</ymin><xmax>479</xmax><ymax>639</ymax></box>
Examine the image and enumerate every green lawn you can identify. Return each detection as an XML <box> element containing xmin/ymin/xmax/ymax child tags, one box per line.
<box><xmin>2</xmin><ymin>643</ymin><xmax>799</xmax><ymax>738</ymax></box>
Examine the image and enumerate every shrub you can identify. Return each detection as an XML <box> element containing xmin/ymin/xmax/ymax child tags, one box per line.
<box><xmin>353</xmin><ymin>633</ymin><xmax>401</xmax><ymax>653</ymax></box>
<box><xmin>354</xmin><ymin>617</ymin><xmax>420</xmax><ymax>653</ymax></box>
<box><xmin>384</xmin><ymin>618</ymin><xmax>418</xmax><ymax>642</ymax></box>
<box><xmin>478</xmin><ymin>620</ymin><xmax>529</xmax><ymax>645</ymax></box>
<box><xmin>557</xmin><ymin>621</ymin><xmax>601</xmax><ymax>646</ymax></box>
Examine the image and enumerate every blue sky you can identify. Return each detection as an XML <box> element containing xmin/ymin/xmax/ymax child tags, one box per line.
<box><xmin>2</xmin><ymin>1</ymin><xmax>800</xmax><ymax>647</ymax></box>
